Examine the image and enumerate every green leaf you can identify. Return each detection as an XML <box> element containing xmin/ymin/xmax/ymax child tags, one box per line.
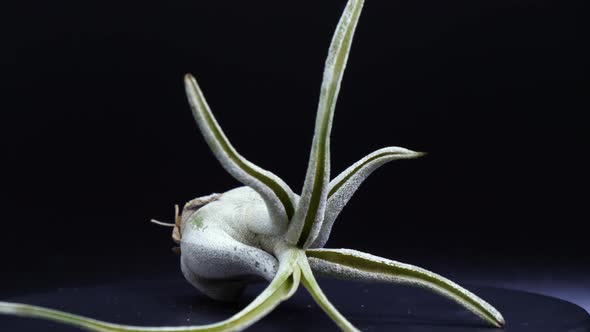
<box><xmin>298</xmin><ymin>252</ymin><xmax>359</xmax><ymax>332</ymax></box>
<box><xmin>311</xmin><ymin>147</ymin><xmax>424</xmax><ymax>248</ymax></box>
<box><xmin>306</xmin><ymin>248</ymin><xmax>505</xmax><ymax>327</ymax></box>
<box><xmin>185</xmin><ymin>74</ymin><xmax>296</xmax><ymax>232</ymax></box>
<box><xmin>287</xmin><ymin>0</ymin><xmax>365</xmax><ymax>248</ymax></box>
<box><xmin>0</xmin><ymin>254</ymin><xmax>301</xmax><ymax>332</ymax></box>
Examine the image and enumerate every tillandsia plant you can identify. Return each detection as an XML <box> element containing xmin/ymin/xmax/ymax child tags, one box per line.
<box><xmin>0</xmin><ymin>0</ymin><xmax>505</xmax><ymax>331</ymax></box>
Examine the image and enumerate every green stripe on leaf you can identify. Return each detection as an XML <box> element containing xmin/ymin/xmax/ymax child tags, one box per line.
<box><xmin>306</xmin><ymin>249</ymin><xmax>505</xmax><ymax>328</ymax></box>
<box><xmin>291</xmin><ymin>0</ymin><xmax>365</xmax><ymax>248</ymax></box>
<box><xmin>0</xmin><ymin>254</ymin><xmax>301</xmax><ymax>332</ymax></box>
<box><xmin>298</xmin><ymin>253</ymin><xmax>359</xmax><ymax>332</ymax></box>
<box><xmin>330</xmin><ymin>152</ymin><xmax>395</xmax><ymax>197</ymax></box>
<box><xmin>329</xmin><ymin>148</ymin><xmax>424</xmax><ymax>197</ymax></box>
<box><xmin>310</xmin><ymin>147</ymin><xmax>423</xmax><ymax>248</ymax></box>
<box><xmin>185</xmin><ymin>75</ymin><xmax>295</xmax><ymax>224</ymax></box>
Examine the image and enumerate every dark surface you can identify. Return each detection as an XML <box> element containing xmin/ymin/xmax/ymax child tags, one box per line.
<box><xmin>2</xmin><ymin>273</ymin><xmax>589</xmax><ymax>332</ymax></box>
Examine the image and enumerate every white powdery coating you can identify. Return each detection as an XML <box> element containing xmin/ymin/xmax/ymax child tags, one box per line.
<box><xmin>180</xmin><ymin>187</ymin><xmax>285</xmax><ymax>301</ymax></box>
<box><xmin>321</xmin><ymin>0</ymin><xmax>363</xmax><ymax>86</ymax></box>
<box><xmin>284</xmin><ymin>145</ymin><xmax>330</xmax><ymax>246</ymax></box>
<box><xmin>185</xmin><ymin>75</ymin><xmax>296</xmax><ymax>235</ymax></box>
<box><xmin>180</xmin><ymin>259</ymin><xmax>249</xmax><ymax>302</ymax></box>
<box><xmin>307</xmin><ymin>248</ymin><xmax>504</xmax><ymax>325</ymax></box>
<box><xmin>214</xmin><ymin>155</ymin><xmax>293</xmax><ymax>235</ymax></box>
<box><xmin>0</xmin><ymin>302</ymin><xmax>19</xmax><ymax>315</ymax></box>
<box><xmin>228</xmin><ymin>185</ymin><xmax>298</xmax><ymax>237</ymax></box>
<box><xmin>312</xmin><ymin>147</ymin><xmax>419</xmax><ymax>248</ymax></box>
<box><xmin>286</xmin><ymin>0</ymin><xmax>365</xmax><ymax>248</ymax></box>
<box><xmin>182</xmin><ymin>227</ymin><xmax>277</xmax><ymax>280</ymax></box>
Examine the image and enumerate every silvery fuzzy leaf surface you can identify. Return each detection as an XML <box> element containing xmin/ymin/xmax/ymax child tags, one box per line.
<box><xmin>185</xmin><ymin>75</ymin><xmax>297</xmax><ymax>234</ymax></box>
<box><xmin>311</xmin><ymin>147</ymin><xmax>424</xmax><ymax>248</ymax></box>
<box><xmin>306</xmin><ymin>248</ymin><xmax>505</xmax><ymax>327</ymax></box>
<box><xmin>298</xmin><ymin>251</ymin><xmax>359</xmax><ymax>332</ymax></box>
<box><xmin>286</xmin><ymin>0</ymin><xmax>365</xmax><ymax>248</ymax></box>
<box><xmin>0</xmin><ymin>250</ymin><xmax>301</xmax><ymax>332</ymax></box>
<box><xmin>0</xmin><ymin>0</ymin><xmax>506</xmax><ymax>331</ymax></box>
<box><xmin>178</xmin><ymin>187</ymin><xmax>280</xmax><ymax>301</ymax></box>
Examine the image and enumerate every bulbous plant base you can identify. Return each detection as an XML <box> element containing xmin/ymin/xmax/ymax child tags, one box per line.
<box><xmin>2</xmin><ymin>274</ymin><xmax>588</xmax><ymax>332</ymax></box>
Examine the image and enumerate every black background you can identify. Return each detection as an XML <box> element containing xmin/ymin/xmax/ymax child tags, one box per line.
<box><xmin>0</xmin><ymin>0</ymin><xmax>587</xmax><ymax>289</ymax></box>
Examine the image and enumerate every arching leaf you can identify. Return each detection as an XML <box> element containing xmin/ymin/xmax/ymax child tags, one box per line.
<box><xmin>185</xmin><ymin>74</ymin><xmax>296</xmax><ymax>232</ymax></box>
<box><xmin>287</xmin><ymin>0</ymin><xmax>365</xmax><ymax>248</ymax></box>
<box><xmin>306</xmin><ymin>248</ymin><xmax>505</xmax><ymax>327</ymax></box>
<box><xmin>312</xmin><ymin>147</ymin><xmax>423</xmax><ymax>247</ymax></box>
<box><xmin>0</xmin><ymin>252</ymin><xmax>301</xmax><ymax>332</ymax></box>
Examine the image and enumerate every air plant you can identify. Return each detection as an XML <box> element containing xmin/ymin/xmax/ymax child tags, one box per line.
<box><xmin>0</xmin><ymin>0</ymin><xmax>505</xmax><ymax>331</ymax></box>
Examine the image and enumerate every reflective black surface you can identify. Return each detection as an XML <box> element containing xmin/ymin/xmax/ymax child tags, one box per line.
<box><xmin>2</xmin><ymin>274</ymin><xmax>589</xmax><ymax>332</ymax></box>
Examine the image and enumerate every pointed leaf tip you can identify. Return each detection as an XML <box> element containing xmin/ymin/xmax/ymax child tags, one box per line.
<box><xmin>306</xmin><ymin>248</ymin><xmax>506</xmax><ymax>328</ymax></box>
<box><xmin>311</xmin><ymin>146</ymin><xmax>425</xmax><ymax>248</ymax></box>
<box><xmin>184</xmin><ymin>73</ymin><xmax>297</xmax><ymax>232</ymax></box>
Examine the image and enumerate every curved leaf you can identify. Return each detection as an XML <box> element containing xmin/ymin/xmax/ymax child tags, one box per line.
<box><xmin>0</xmin><ymin>253</ymin><xmax>301</xmax><ymax>332</ymax></box>
<box><xmin>287</xmin><ymin>0</ymin><xmax>365</xmax><ymax>248</ymax></box>
<box><xmin>185</xmin><ymin>74</ymin><xmax>296</xmax><ymax>233</ymax></box>
<box><xmin>306</xmin><ymin>248</ymin><xmax>505</xmax><ymax>328</ymax></box>
<box><xmin>298</xmin><ymin>252</ymin><xmax>359</xmax><ymax>332</ymax></box>
<box><xmin>312</xmin><ymin>147</ymin><xmax>423</xmax><ymax>248</ymax></box>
